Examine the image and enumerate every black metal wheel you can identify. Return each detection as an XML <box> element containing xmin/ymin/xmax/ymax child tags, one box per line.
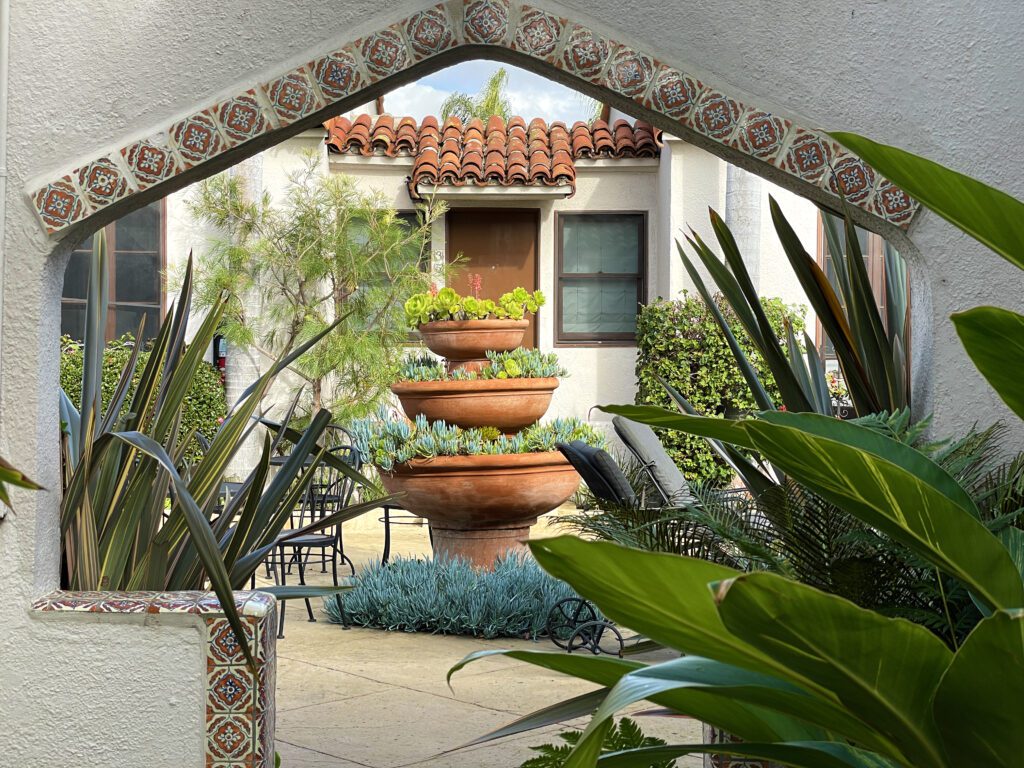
<box><xmin>546</xmin><ymin>597</ymin><xmax>598</xmax><ymax>649</ymax></box>
<box><xmin>568</xmin><ymin>620</ymin><xmax>625</xmax><ymax>657</ymax></box>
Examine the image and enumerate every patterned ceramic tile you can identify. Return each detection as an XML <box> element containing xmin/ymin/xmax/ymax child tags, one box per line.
<box><xmin>207</xmin><ymin>713</ymin><xmax>254</xmax><ymax>762</ymax></box>
<box><xmin>557</xmin><ymin>25</ymin><xmax>610</xmax><ymax>81</ymax></box>
<box><xmin>643</xmin><ymin>65</ymin><xmax>702</xmax><ymax>121</ymax></box>
<box><xmin>691</xmin><ymin>90</ymin><xmax>743</xmax><ymax>141</ymax></box>
<box><xmin>75</xmin><ymin>157</ymin><xmax>131</xmax><ymax>210</ymax></box>
<box><xmin>732</xmin><ymin>109</ymin><xmax>791</xmax><ymax>161</ymax></box>
<box><xmin>120</xmin><ymin>140</ymin><xmax>181</xmax><ymax>190</ymax></box>
<box><xmin>170</xmin><ymin>109</ymin><xmax>225</xmax><ymax>169</ymax></box>
<box><xmin>512</xmin><ymin>6</ymin><xmax>565</xmax><ymax>61</ymax></box>
<box><xmin>602</xmin><ymin>45</ymin><xmax>654</xmax><ymax>99</ymax></box>
<box><xmin>32</xmin><ymin>176</ymin><xmax>86</xmax><ymax>233</ymax></box>
<box><xmin>463</xmin><ymin>0</ymin><xmax>509</xmax><ymax>44</ymax></box>
<box><xmin>309</xmin><ymin>46</ymin><xmax>364</xmax><ymax>103</ymax></box>
<box><xmin>148</xmin><ymin>591</ymin><xmax>206</xmax><ymax>613</ymax></box>
<box><xmin>405</xmin><ymin>4</ymin><xmax>457</xmax><ymax>60</ymax></box>
<box><xmin>262</xmin><ymin>68</ymin><xmax>324</xmax><ymax>126</ymax></box>
<box><xmin>198</xmin><ymin>593</ymin><xmax>250</xmax><ymax>615</ymax></box>
<box><xmin>827</xmin><ymin>153</ymin><xmax>876</xmax><ymax>203</ymax></box>
<box><xmin>359</xmin><ymin>26</ymin><xmax>411</xmax><ymax>80</ymax></box>
<box><xmin>216</xmin><ymin>90</ymin><xmax>272</xmax><ymax>147</ymax></box>
<box><xmin>209</xmin><ymin>666</ymin><xmax>255</xmax><ymax>712</ymax></box>
<box><xmin>207</xmin><ymin>616</ymin><xmax>257</xmax><ymax>665</ymax></box>
<box><xmin>872</xmin><ymin>179</ymin><xmax>918</xmax><ymax>225</ymax></box>
<box><xmin>779</xmin><ymin>128</ymin><xmax>838</xmax><ymax>183</ymax></box>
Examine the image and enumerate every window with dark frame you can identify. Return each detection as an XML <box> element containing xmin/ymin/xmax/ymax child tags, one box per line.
<box><xmin>556</xmin><ymin>213</ymin><xmax>646</xmax><ymax>344</ymax></box>
<box><xmin>815</xmin><ymin>210</ymin><xmax>888</xmax><ymax>360</ymax></box>
<box><xmin>61</xmin><ymin>200</ymin><xmax>165</xmax><ymax>344</ymax></box>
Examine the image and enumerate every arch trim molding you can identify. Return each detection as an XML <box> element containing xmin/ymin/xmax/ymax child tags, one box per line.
<box><xmin>27</xmin><ymin>0</ymin><xmax>919</xmax><ymax>238</ymax></box>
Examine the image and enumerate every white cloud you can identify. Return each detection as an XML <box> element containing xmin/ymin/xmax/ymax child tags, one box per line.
<box><xmin>378</xmin><ymin>60</ymin><xmax>601</xmax><ymax>124</ymax></box>
<box><xmin>378</xmin><ymin>81</ymin><xmax>449</xmax><ymax>121</ymax></box>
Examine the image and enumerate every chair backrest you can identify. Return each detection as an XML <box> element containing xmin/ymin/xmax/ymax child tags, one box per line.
<box><xmin>292</xmin><ymin>445</ymin><xmax>361</xmax><ymax>531</ymax></box>
<box><xmin>612</xmin><ymin>415</ymin><xmax>695</xmax><ymax>505</ymax></box>
<box><xmin>557</xmin><ymin>440</ymin><xmax>637</xmax><ymax>507</ymax></box>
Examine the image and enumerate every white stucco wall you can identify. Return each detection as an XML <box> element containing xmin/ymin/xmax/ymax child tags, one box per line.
<box><xmin>0</xmin><ymin>614</ymin><xmax>206</xmax><ymax>767</ymax></box>
<box><xmin>2</xmin><ymin>1</ymin><xmax>1021</xmax><ymax>763</ymax></box>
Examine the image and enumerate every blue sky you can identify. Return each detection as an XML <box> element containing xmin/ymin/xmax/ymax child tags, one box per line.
<box><xmin>383</xmin><ymin>60</ymin><xmax>599</xmax><ymax>123</ymax></box>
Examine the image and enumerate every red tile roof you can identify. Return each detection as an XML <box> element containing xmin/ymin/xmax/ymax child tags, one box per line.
<box><xmin>324</xmin><ymin>114</ymin><xmax>659</xmax><ymax>196</ymax></box>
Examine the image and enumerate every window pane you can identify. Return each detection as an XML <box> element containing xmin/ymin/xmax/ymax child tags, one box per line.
<box><xmin>115</xmin><ymin>202</ymin><xmax>160</xmax><ymax>251</ymax></box>
<box><xmin>63</xmin><ymin>251</ymin><xmax>91</xmax><ymax>300</ymax></box>
<box><xmin>112</xmin><ymin>305</ymin><xmax>161</xmax><ymax>342</ymax></box>
<box><xmin>61</xmin><ymin>303</ymin><xmax>86</xmax><ymax>341</ymax></box>
<box><xmin>115</xmin><ymin>252</ymin><xmax>161</xmax><ymax>304</ymax></box>
<box><xmin>562</xmin><ymin>216</ymin><xmax>640</xmax><ymax>274</ymax></box>
<box><xmin>396</xmin><ymin>211</ymin><xmax>429</xmax><ymax>271</ymax></box>
<box><xmin>561</xmin><ymin>278</ymin><xmax>639</xmax><ymax>335</ymax></box>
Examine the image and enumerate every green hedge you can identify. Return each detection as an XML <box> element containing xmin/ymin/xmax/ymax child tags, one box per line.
<box><xmin>60</xmin><ymin>334</ymin><xmax>226</xmax><ymax>462</ymax></box>
<box><xmin>634</xmin><ymin>293</ymin><xmax>804</xmax><ymax>487</ymax></box>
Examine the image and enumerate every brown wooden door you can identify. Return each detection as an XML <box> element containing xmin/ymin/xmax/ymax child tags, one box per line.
<box><xmin>446</xmin><ymin>209</ymin><xmax>539</xmax><ymax>347</ymax></box>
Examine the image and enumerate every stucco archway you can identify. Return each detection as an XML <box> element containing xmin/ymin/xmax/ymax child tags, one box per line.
<box><xmin>28</xmin><ymin>0</ymin><xmax>919</xmax><ymax>245</ymax></box>
<box><xmin>8</xmin><ymin>1</ymin><xmax>1024</xmax><ymax>761</ymax></box>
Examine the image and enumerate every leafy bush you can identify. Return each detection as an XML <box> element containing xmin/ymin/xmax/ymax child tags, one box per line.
<box><xmin>405</xmin><ymin>286</ymin><xmax>546</xmax><ymax>327</ymax></box>
<box><xmin>349</xmin><ymin>411</ymin><xmax>605</xmax><ymax>471</ymax></box>
<box><xmin>634</xmin><ymin>294</ymin><xmax>803</xmax><ymax>486</ymax></box>
<box><xmin>60</xmin><ymin>334</ymin><xmax>226</xmax><ymax>462</ymax></box>
<box><xmin>398</xmin><ymin>348</ymin><xmax>568</xmax><ymax>382</ymax></box>
<box><xmin>324</xmin><ymin>554</ymin><xmax>581</xmax><ymax>639</ymax></box>
<box><xmin>521</xmin><ymin>718</ymin><xmax>672</xmax><ymax>768</ymax></box>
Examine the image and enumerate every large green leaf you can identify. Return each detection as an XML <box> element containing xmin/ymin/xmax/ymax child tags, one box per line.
<box><xmin>829</xmin><ymin>132</ymin><xmax>1024</xmax><ymax>271</ymax></box>
<box><xmin>952</xmin><ymin>306</ymin><xmax>1024</xmax><ymax>421</ymax></box>
<box><xmin>598</xmin><ymin>405</ymin><xmax>757</xmax><ymax>450</ymax></box>
<box><xmin>567</xmin><ymin>656</ymin><xmax>895</xmax><ymax>762</ymax></box>
<box><xmin>744</xmin><ymin>412</ymin><xmax>1024</xmax><ymax>611</ymax></box>
<box><xmin>597</xmin><ymin>741</ymin><xmax>897</xmax><ymax>768</ymax></box>
<box><xmin>527</xmin><ymin>537</ymin><xmax>790</xmax><ymax>677</ymax></box>
<box><xmin>453</xmin><ymin>648</ymin><xmax>823</xmax><ymax>748</ymax></box>
<box><xmin>933</xmin><ymin>610</ymin><xmax>1024</xmax><ymax>766</ymax></box>
<box><xmin>715</xmin><ymin>572</ymin><xmax>951</xmax><ymax>768</ymax></box>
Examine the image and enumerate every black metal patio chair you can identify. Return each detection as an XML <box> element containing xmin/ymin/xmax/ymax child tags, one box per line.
<box><xmin>267</xmin><ymin>443</ymin><xmax>361</xmax><ymax>637</ymax></box>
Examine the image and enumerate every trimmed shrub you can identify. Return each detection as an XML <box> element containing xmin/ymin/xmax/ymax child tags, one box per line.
<box><xmin>634</xmin><ymin>293</ymin><xmax>804</xmax><ymax>487</ymax></box>
<box><xmin>323</xmin><ymin>554</ymin><xmax>582</xmax><ymax>639</ymax></box>
<box><xmin>60</xmin><ymin>334</ymin><xmax>226</xmax><ymax>462</ymax></box>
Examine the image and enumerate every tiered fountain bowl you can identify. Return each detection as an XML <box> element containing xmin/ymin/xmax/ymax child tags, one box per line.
<box><xmin>379</xmin><ymin>320</ymin><xmax>581</xmax><ymax>567</ymax></box>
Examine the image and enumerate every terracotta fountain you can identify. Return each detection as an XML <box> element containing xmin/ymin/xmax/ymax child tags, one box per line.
<box><xmin>378</xmin><ymin>319</ymin><xmax>582</xmax><ymax>567</ymax></box>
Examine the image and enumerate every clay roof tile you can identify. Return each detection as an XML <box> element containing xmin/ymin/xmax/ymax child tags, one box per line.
<box><xmin>323</xmin><ymin>113</ymin><xmax>660</xmax><ymax>196</ymax></box>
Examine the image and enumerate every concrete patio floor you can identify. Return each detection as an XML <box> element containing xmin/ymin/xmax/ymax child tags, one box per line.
<box><xmin>268</xmin><ymin>514</ymin><xmax>704</xmax><ymax>767</ymax></box>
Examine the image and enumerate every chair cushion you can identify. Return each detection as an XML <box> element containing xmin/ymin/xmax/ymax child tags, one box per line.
<box><xmin>557</xmin><ymin>440</ymin><xmax>636</xmax><ymax>506</ymax></box>
<box><xmin>613</xmin><ymin>415</ymin><xmax>695</xmax><ymax>504</ymax></box>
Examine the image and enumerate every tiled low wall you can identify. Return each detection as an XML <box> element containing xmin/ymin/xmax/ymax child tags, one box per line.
<box><xmin>33</xmin><ymin>590</ymin><xmax>277</xmax><ymax>767</ymax></box>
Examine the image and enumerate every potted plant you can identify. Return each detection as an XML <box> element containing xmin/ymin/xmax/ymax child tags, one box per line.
<box><xmin>390</xmin><ymin>348</ymin><xmax>567</xmax><ymax>432</ymax></box>
<box><xmin>404</xmin><ymin>286</ymin><xmax>546</xmax><ymax>371</ymax></box>
<box><xmin>350</xmin><ymin>414</ymin><xmax>602</xmax><ymax>567</ymax></box>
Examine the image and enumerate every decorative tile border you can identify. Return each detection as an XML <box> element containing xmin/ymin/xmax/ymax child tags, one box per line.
<box><xmin>35</xmin><ymin>590</ymin><xmax>277</xmax><ymax>767</ymax></box>
<box><xmin>27</xmin><ymin>0</ymin><xmax>919</xmax><ymax>236</ymax></box>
